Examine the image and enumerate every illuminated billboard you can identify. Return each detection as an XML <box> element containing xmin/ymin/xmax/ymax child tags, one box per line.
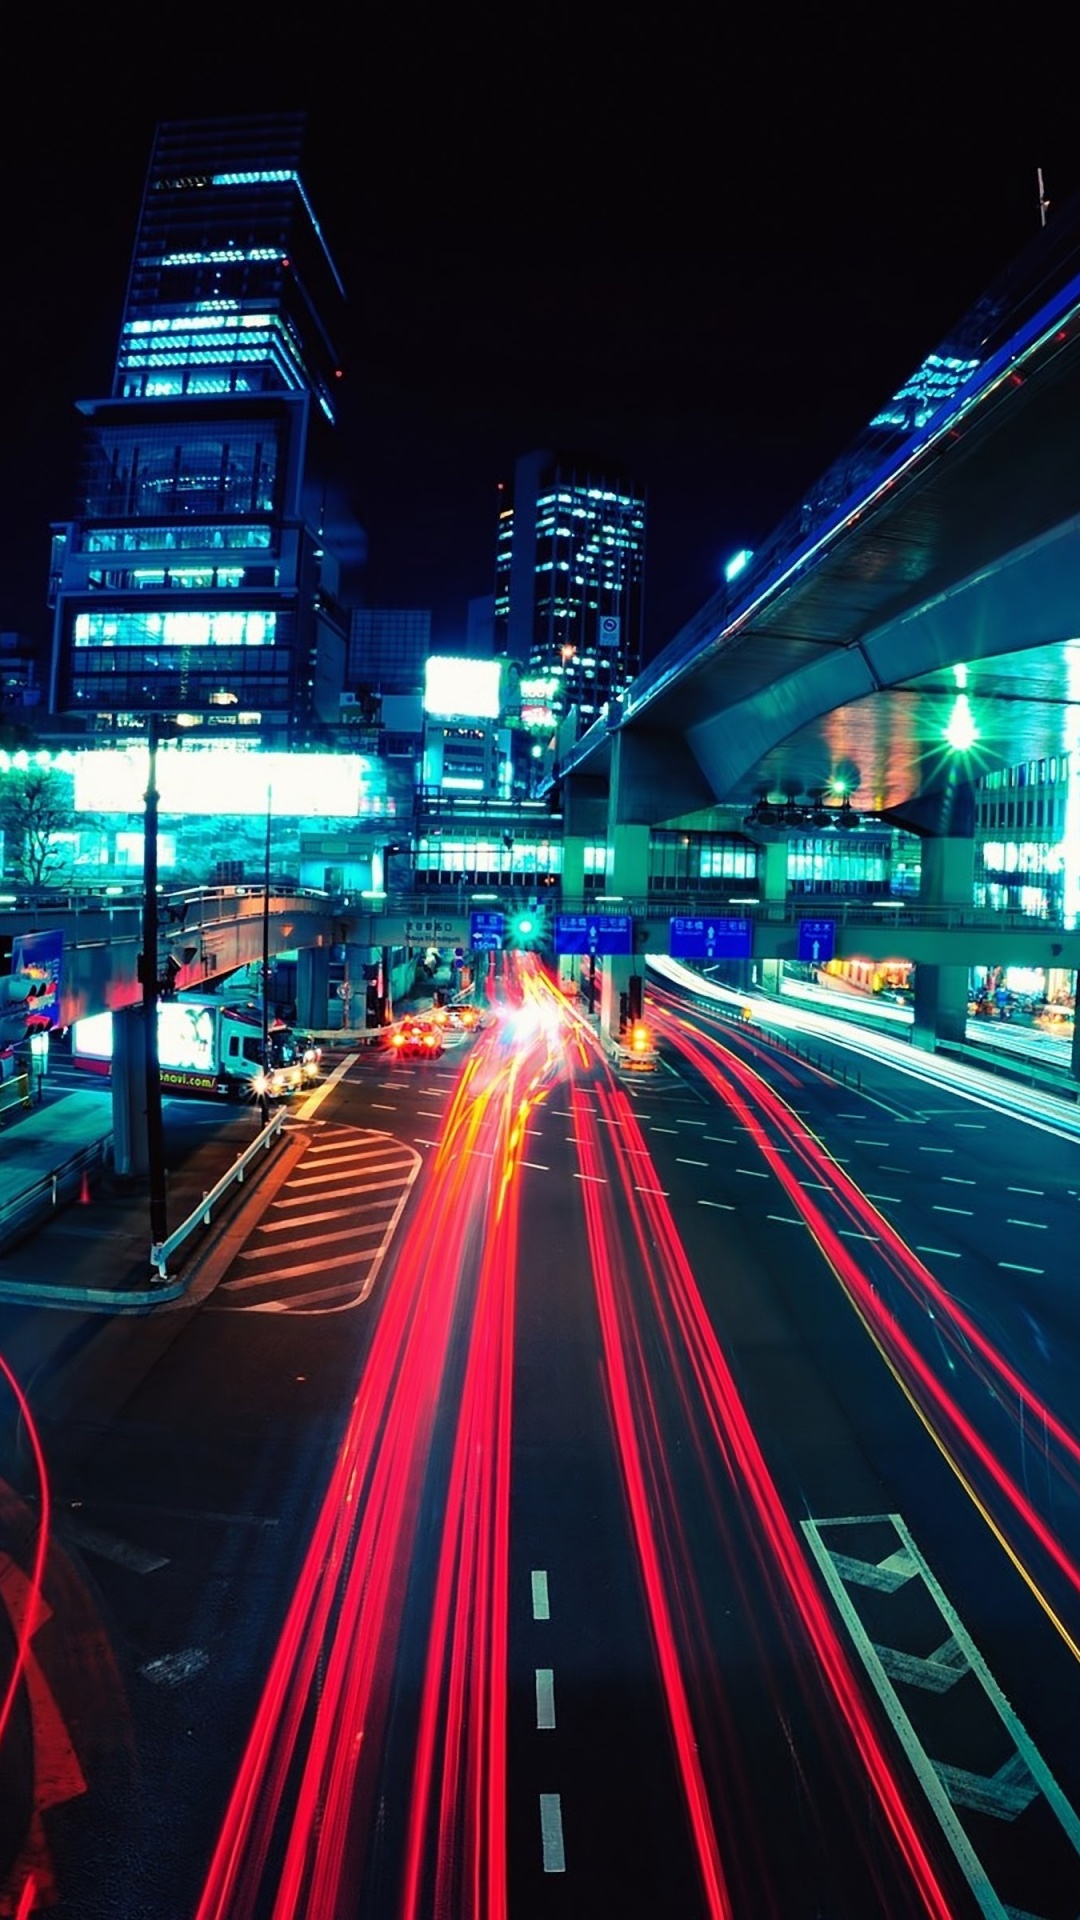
<box><xmin>73</xmin><ymin>748</ymin><xmax>390</xmax><ymax>817</ymax></box>
<box><xmin>424</xmin><ymin>656</ymin><xmax>502</xmax><ymax>721</ymax></box>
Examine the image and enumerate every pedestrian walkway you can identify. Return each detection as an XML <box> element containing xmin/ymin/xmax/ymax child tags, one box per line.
<box><xmin>0</xmin><ymin>1091</ymin><xmax>294</xmax><ymax>1312</ymax></box>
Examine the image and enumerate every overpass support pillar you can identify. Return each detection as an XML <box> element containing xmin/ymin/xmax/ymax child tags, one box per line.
<box><xmin>295</xmin><ymin>945</ymin><xmax>331</xmax><ymax>1030</ymax></box>
<box><xmin>111</xmin><ymin>1002</ymin><xmax>149</xmax><ymax>1178</ymax></box>
<box><xmin>560</xmin><ymin>833</ymin><xmax>587</xmax><ymax>904</ymax></box>
<box><xmin>756</xmin><ymin>842</ymin><xmax>789</xmax><ymax>993</ymax></box>
<box><xmin>912</xmin><ymin>832</ymin><xmax>976</xmax><ymax>1051</ymax></box>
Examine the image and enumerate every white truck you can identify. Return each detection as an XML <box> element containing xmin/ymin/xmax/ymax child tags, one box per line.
<box><xmin>72</xmin><ymin>999</ymin><xmax>320</xmax><ymax>1100</ymax></box>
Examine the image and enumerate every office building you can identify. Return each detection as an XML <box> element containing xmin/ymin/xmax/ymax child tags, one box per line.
<box><xmin>47</xmin><ymin>113</ymin><xmax>366</xmax><ymax>749</ymax></box>
<box><xmin>348</xmin><ymin>608</ymin><xmax>431</xmax><ymax>695</ymax></box>
<box><xmin>494</xmin><ymin>450</ymin><xmax>645</xmax><ymax>733</ymax></box>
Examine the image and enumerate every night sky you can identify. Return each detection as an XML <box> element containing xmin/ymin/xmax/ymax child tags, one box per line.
<box><xmin>4</xmin><ymin>22</ymin><xmax>1078</xmax><ymax>667</ymax></box>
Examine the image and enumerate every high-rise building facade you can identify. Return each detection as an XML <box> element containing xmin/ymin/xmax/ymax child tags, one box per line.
<box><xmin>47</xmin><ymin>114</ymin><xmax>366</xmax><ymax>749</ymax></box>
<box><xmin>348</xmin><ymin>608</ymin><xmax>432</xmax><ymax>695</ymax></box>
<box><xmin>494</xmin><ymin>450</ymin><xmax>645</xmax><ymax>733</ymax></box>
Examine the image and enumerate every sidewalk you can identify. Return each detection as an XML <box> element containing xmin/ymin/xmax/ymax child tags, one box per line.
<box><xmin>0</xmin><ymin>1088</ymin><xmax>301</xmax><ymax>1312</ymax></box>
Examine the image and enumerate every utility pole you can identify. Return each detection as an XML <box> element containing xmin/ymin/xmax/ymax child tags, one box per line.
<box><xmin>141</xmin><ymin>714</ymin><xmax>168</xmax><ymax>1245</ymax></box>
<box><xmin>261</xmin><ymin>784</ymin><xmax>272</xmax><ymax>1128</ymax></box>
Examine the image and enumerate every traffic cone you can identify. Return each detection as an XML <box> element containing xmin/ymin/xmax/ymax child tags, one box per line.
<box><xmin>79</xmin><ymin>1168</ymin><xmax>91</xmax><ymax>1204</ymax></box>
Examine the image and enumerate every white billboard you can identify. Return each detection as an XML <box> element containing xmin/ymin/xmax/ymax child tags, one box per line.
<box><xmin>73</xmin><ymin>747</ymin><xmax>382</xmax><ymax>817</ymax></box>
<box><xmin>424</xmin><ymin>656</ymin><xmax>502</xmax><ymax>721</ymax></box>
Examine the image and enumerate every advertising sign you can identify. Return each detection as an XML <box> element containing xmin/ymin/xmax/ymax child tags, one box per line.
<box><xmin>797</xmin><ymin>918</ymin><xmax>836</xmax><ymax>965</ymax></box>
<box><xmin>1</xmin><ymin>928</ymin><xmax>63</xmax><ymax>1043</ymax></box>
<box><xmin>554</xmin><ymin>913</ymin><xmax>633</xmax><ymax>957</ymax></box>
<box><xmin>668</xmin><ymin>916</ymin><xmax>752</xmax><ymax>960</ymax></box>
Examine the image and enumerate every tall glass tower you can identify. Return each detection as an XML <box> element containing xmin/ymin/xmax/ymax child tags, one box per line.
<box><xmin>47</xmin><ymin>114</ymin><xmax>366</xmax><ymax>750</ymax></box>
<box><xmin>494</xmin><ymin>449</ymin><xmax>646</xmax><ymax>732</ymax></box>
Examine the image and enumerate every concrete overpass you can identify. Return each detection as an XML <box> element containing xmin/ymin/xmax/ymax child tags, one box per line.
<box><xmin>547</xmin><ymin>190</ymin><xmax>1080</xmax><ymax>1069</ymax></box>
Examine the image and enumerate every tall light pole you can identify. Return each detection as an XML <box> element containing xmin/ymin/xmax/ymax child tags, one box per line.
<box><xmin>261</xmin><ymin>782</ymin><xmax>272</xmax><ymax>1128</ymax></box>
<box><xmin>141</xmin><ymin>714</ymin><xmax>170</xmax><ymax>1244</ymax></box>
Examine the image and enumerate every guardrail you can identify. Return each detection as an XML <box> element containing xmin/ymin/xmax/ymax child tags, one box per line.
<box><xmin>0</xmin><ymin>1073</ymin><xmax>32</xmax><ymax>1120</ymax></box>
<box><xmin>0</xmin><ymin>1135</ymin><xmax>111</xmax><ymax>1253</ymax></box>
<box><xmin>149</xmin><ymin>1104</ymin><xmax>287</xmax><ymax>1283</ymax></box>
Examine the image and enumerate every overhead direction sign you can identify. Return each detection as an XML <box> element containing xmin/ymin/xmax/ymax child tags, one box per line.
<box><xmin>797</xmin><ymin>918</ymin><xmax>836</xmax><ymax>965</ymax></box>
<box><xmin>669</xmin><ymin>916</ymin><xmax>752</xmax><ymax>960</ymax></box>
<box><xmin>555</xmin><ymin>913</ymin><xmax>633</xmax><ymax>957</ymax></box>
<box><xmin>470</xmin><ymin>910</ymin><xmax>505</xmax><ymax>951</ymax></box>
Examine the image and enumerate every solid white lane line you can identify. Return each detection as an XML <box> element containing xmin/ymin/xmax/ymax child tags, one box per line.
<box><xmin>540</xmin><ymin>1795</ymin><xmax>566</xmax><ymax>1873</ymax></box>
<box><xmin>531</xmin><ymin>1570</ymin><xmax>550</xmax><ymax>1620</ymax></box>
<box><xmin>535</xmin><ymin>1669</ymin><xmax>556</xmax><ymax>1729</ymax></box>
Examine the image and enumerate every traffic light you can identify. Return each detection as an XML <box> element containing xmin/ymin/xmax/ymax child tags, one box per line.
<box><xmin>505</xmin><ymin>909</ymin><xmax>548</xmax><ymax>951</ymax></box>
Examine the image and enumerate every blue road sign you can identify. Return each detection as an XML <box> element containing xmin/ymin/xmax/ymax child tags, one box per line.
<box><xmin>555</xmin><ymin>913</ymin><xmax>633</xmax><ymax>956</ymax></box>
<box><xmin>797</xmin><ymin>918</ymin><xmax>836</xmax><ymax>965</ymax></box>
<box><xmin>669</xmin><ymin>916</ymin><xmax>752</xmax><ymax>960</ymax></box>
<box><xmin>470</xmin><ymin>911</ymin><xmax>504</xmax><ymax>952</ymax></box>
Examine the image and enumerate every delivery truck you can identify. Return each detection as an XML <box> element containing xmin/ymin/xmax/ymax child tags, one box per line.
<box><xmin>72</xmin><ymin>999</ymin><xmax>320</xmax><ymax>1099</ymax></box>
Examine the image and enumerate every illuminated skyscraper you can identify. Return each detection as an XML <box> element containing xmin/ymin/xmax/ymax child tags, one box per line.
<box><xmin>47</xmin><ymin>113</ymin><xmax>366</xmax><ymax>748</ymax></box>
<box><xmin>494</xmin><ymin>450</ymin><xmax>645</xmax><ymax>732</ymax></box>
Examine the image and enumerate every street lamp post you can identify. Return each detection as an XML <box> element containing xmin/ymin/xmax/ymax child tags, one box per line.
<box><xmin>261</xmin><ymin>784</ymin><xmax>272</xmax><ymax>1128</ymax></box>
<box><xmin>142</xmin><ymin>714</ymin><xmax>169</xmax><ymax>1245</ymax></box>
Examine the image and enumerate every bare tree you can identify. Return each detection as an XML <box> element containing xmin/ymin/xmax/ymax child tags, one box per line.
<box><xmin>1</xmin><ymin>767</ymin><xmax>75</xmax><ymax>889</ymax></box>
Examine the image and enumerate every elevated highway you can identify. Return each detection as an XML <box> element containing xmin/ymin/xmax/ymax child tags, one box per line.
<box><xmin>552</xmin><ymin>194</ymin><xmax>1080</xmax><ymax>829</ymax></box>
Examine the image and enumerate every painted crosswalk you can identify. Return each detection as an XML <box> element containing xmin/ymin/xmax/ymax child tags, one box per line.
<box><xmin>214</xmin><ymin>1123</ymin><xmax>421</xmax><ymax>1313</ymax></box>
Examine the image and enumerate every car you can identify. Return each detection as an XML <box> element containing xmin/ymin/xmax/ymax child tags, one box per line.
<box><xmin>387</xmin><ymin>1017</ymin><xmax>444</xmax><ymax>1060</ymax></box>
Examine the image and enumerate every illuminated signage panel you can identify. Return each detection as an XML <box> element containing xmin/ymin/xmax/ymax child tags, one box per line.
<box><xmin>73</xmin><ymin>748</ymin><xmax>388</xmax><ymax>817</ymax></box>
<box><xmin>424</xmin><ymin>657</ymin><xmax>502</xmax><ymax>720</ymax></box>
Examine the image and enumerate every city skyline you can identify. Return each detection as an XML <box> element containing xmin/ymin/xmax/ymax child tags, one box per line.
<box><xmin>4</xmin><ymin>27</ymin><xmax>1078</xmax><ymax>671</ymax></box>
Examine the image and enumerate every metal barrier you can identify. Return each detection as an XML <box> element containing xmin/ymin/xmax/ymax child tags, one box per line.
<box><xmin>149</xmin><ymin>1104</ymin><xmax>287</xmax><ymax>1283</ymax></box>
<box><xmin>0</xmin><ymin>1073</ymin><xmax>32</xmax><ymax>1121</ymax></box>
<box><xmin>0</xmin><ymin>1135</ymin><xmax>110</xmax><ymax>1252</ymax></box>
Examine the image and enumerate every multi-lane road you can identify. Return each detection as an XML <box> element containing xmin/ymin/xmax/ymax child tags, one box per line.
<box><xmin>2</xmin><ymin>957</ymin><xmax>1080</xmax><ymax>1918</ymax></box>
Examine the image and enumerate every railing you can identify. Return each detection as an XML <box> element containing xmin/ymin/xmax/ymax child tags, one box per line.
<box><xmin>149</xmin><ymin>1104</ymin><xmax>287</xmax><ymax>1283</ymax></box>
<box><xmin>0</xmin><ymin>1072</ymin><xmax>32</xmax><ymax>1120</ymax></box>
<box><xmin>0</xmin><ymin>1135</ymin><xmax>110</xmax><ymax>1252</ymax></box>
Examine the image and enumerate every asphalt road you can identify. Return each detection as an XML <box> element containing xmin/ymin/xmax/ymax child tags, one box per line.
<box><xmin>2</xmin><ymin>978</ymin><xmax>1080</xmax><ymax>1917</ymax></box>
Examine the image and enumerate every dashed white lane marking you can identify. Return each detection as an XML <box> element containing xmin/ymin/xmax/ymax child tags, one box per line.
<box><xmin>954</xmin><ymin>1123</ymin><xmax>986</xmax><ymax>1129</ymax></box>
<box><xmin>840</xmin><ymin>1230</ymin><xmax>879</xmax><ymax>1241</ymax></box>
<box><xmin>917</xmin><ymin>1246</ymin><xmax>961</xmax><ymax>1258</ymax></box>
<box><xmin>676</xmin><ymin>1157</ymin><xmax>708</xmax><ymax>1167</ymax></box>
<box><xmin>919</xmin><ymin>1146</ymin><xmax>955</xmax><ymax>1154</ymax></box>
<box><xmin>539</xmin><ymin>1794</ymin><xmax>566</xmax><ymax>1872</ymax></box>
<box><xmin>699</xmin><ymin>1199</ymin><xmax>735</xmax><ymax>1210</ymax></box>
<box><xmin>531</xmin><ymin>1570</ymin><xmax>550</xmax><ymax>1620</ymax></box>
<box><xmin>767</xmin><ymin>1215</ymin><xmax>806</xmax><ymax>1227</ymax></box>
<box><xmin>865</xmin><ymin>1193</ymin><xmax>902</xmax><ymax>1204</ymax></box>
<box><xmin>704</xmin><ymin>1135</ymin><xmax>737</xmax><ymax>1144</ymax></box>
<box><xmin>854</xmin><ymin>1139</ymin><xmax>889</xmax><ymax>1147</ymax></box>
<box><xmin>535</xmin><ymin>1669</ymin><xmax>556</xmax><ymax>1729</ymax></box>
<box><xmin>798</xmin><ymin>1180</ymin><xmax>832</xmax><ymax>1190</ymax></box>
<box><xmin>999</xmin><ymin>1262</ymin><xmax>1044</xmax><ymax>1275</ymax></box>
<box><xmin>879</xmin><ymin>1164</ymin><xmax>910</xmax><ymax>1173</ymax></box>
<box><xmin>735</xmin><ymin>1168</ymin><xmax>769</xmax><ymax>1178</ymax></box>
<box><xmin>521</xmin><ymin>1160</ymin><xmax>550</xmax><ymax>1171</ymax></box>
<box><xmin>648</xmin><ymin>1126</ymin><xmax>678</xmax><ymax>1134</ymax></box>
<box><xmin>634</xmin><ymin>1186</ymin><xmax>669</xmax><ymax>1196</ymax></box>
<box><xmin>941</xmin><ymin>1176</ymin><xmax>976</xmax><ymax>1186</ymax></box>
<box><xmin>1007</xmin><ymin>1185</ymin><xmax>1044</xmax><ymax>1196</ymax></box>
<box><xmin>933</xmin><ymin>1206</ymin><xmax>973</xmax><ymax>1216</ymax></box>
<box><xmin>1007</xmin><ymin>1218</ymin><xmax>1047</xmax><ymax>1229</ymax></box>
<box><xmin>573</xmin><ymin>1173</ymin><xmax>608</xmax><ymax>1184</ymax></box>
